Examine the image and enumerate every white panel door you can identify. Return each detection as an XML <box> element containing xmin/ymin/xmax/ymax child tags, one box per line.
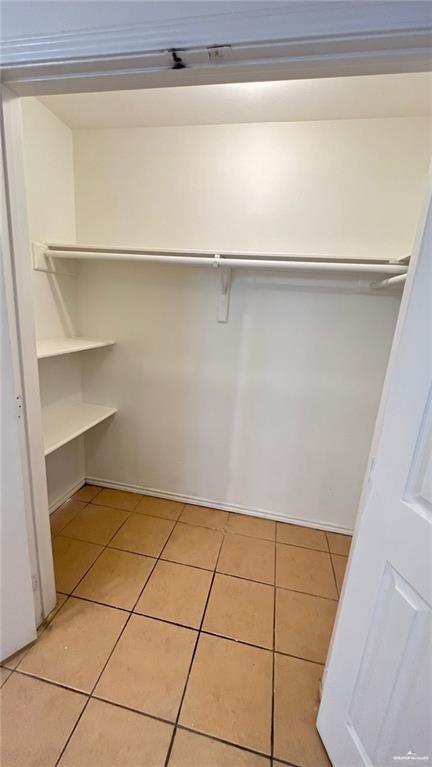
<box><xmin>0</xmin><ymin>257</ymin><xmax>37</xmax><ymax>660</ymax></box>
<box><xmin>317</xmin><ymin>191</ymin><xmax>432</xmax><ymax>766</ymax></box>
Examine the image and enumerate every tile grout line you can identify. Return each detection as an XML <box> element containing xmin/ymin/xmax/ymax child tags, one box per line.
<box><xmin>56</xmin><ymin>492</ymin><xmax>182</xmax><ymax>600</ymax></box>
<box><xmin>9</xmin><ymin>509</ymin><xmax>338</xmax><ymax>667</ymax></box>
<box><xmin>50</xmin><ymin>498</ymin><xmax>91</xmax><ymax>536</ymax></box>
<box><xmin>176</xmin><ymin>723</ymin><xmax>274</xmax><ymax>761</ymax></box>
<box><xmin>11</xmin><ymin>601</ymin><xmax>327</xmax><ymax>687</ymax></box>
<box><xmin>59</xmin><ymin>527</ymin><xmax>344</xmax><ymax>563</ymax></box>
<box><xmin>21</xmin><ymin>490</ymin><xmax>343</xmax><ymax>764</ymax></box>
<box><xmin>53</xmin><ymin>607</ymin><xmax>136</xmax><ymax>765</ymax></box>
<box><xmin>54</xmin><ymin>501</ymin><xmax>192</xmax><ymax>764</ymax></box>
<box><xmin>121</xmin><ymin>503</ymin><xmax>187</xmax><ymax>615</ymax></box>
<box><xmin>163</xmin><ymin>515</ymin><xmax>227</xmax><ymax>767</ymax></box>
<box><xmin>66</xmin><ymin>500</ymin><xmax>348</xmax><ymax>552</ymax></box>
<box><xmin>52</xmin><ymin>499</ymin><xmax>185</xmax><ymax>765</ymax></box>
<box><xmin>7</xmin><ymin>664</ymin><xmax>283</xmax><ymax>765</ymax></box>
<box><xmin>61</xmin><ymin>490</ymin><xmax>352</xmax><ymax>547</ymax></box>
<box><xmin>326</xmin><ymin>533</ymin><xmax>340</xmax><ymax>597</ymax></box>
<box><xmin>52</xmin><ymin>499</ymin><xmax>185</xmax><ymax>609</ymax></box>
<box><xmin>4</xmin><ymin>514</ymin><xmax>337</xmax><ymax>671</ymax></box>
<box><xmin>57</xmin><ymin>507</ymin><xmax>139</xmax><ymax>601</ymax></box>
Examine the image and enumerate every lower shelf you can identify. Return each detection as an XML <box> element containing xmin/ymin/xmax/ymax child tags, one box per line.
<box><xmin>43</xmin><ymin>402</ymin><xmax>117</xmax><ymax>456</ymax></box>
<box><xmin>37</xmin><ymin>336</ymin><xmax>114</xmax><ymax>359</ymax></box>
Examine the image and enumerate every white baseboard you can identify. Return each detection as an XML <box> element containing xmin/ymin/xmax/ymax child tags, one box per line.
<box><xmin>49</xmin><ymin>477</ymin><xmax>86</xmax><ymax>514</ymax></box>
<box><xmin>85</xmin><ymin>475</ymin><xmax>354</xmax><ymax>535</ymax></box>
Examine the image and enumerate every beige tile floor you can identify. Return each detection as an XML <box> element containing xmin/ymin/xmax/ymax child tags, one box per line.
<box><xmin>1</xmin><ymin>485</ymin><xmax>351</xmax><ymax>767</ymax></box>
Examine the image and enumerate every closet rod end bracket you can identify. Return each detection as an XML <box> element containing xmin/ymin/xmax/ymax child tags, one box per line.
<box><xmin>31</xmin><ymin>241</ymin><xmax>78</xmax><ymax>278</ymax></box>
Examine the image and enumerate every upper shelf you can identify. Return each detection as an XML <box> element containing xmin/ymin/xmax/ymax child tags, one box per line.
<box><xmin>37</xmin><ymin>336</ymin><xmax>114</xmax><ymax>359</ymax></box>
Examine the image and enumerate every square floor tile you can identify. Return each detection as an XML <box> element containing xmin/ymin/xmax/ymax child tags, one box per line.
<box><xmin>61</xmin><ymin>504</ymin><xmax>130</xmax><ymax>545</ymax></box>
<box><xmin>95</xmin><ymin>614</ymin><xmax>197</xmax><ymax>721</ymax></box>
<box><xmin>18</xmin><ymin>597</ymin><xmax>127</xmax><ymax>692</ymax></box>
<box><xmin>50</xmin><ymin>500</ymin><xmax>87</xmax><ymax>537</ymax></box>
<box><xmin>92</xmin><ymin>488</ymin><xmax>142</xmax><ymax>511</ymax></box>
<box><xmin>0</xmin><ymin>673</ymin><xmax>86</xmax><ymax>767</ymax></box>
<box><xmin>162</xmin><ymin>523</ymin><xmax>223</xmax><ymax>570</ymax></box>
<box><xmin>135</xmin><ymin>495</ymin><xmax>184</xmax><ymax>520</ymax></box>
<box><xmin>53</xmin><ymin>536</ymin><xmax>103</xmax><ymax>593</ymax></box>
<box><xmin>226</xmin><ymin>513</ymin><xmax>275</xmax><ymax>541</ymax></box>
<box><xmin>180</xmin><ymin>634</ymin><xmax>272</xmax><ymax>753</ymax></box>
<box><xmin>274</xmin><ymin>654</ymin><xmax>330</xmax><ymax>767</ymax></box>
<box><xmin>170</xmin><ymin>729</ymin><xmax>270</xmax><ymax>767</ymax></box>
<box><xmin>58</xmin><ymin>698</ymin><xmax>173</xmax><ymax>767</ymax></box>
<box><xmin>332</xmin><ymin>554</ymin><xmax>348</xmax><ymax>594</ymax></box>
<box><xmin>327</xmin><ymin>532</ymin><xmax>351</xmax><ymax>556</ymax></box>
<box><xmin>203</xmin><ymin>574</ymin><xmax>274</xmax><ymax>648</ymax></box>
<box><xmin>110</xmin><ymin>513</ymin><xmax>175</xmax><ymax>557</ymax></box>
<box><xmin>275</xmin><ymin>588</ymin><xmax>337</xmax><ymax>663</ymax></box>
<box><xmin>72</xmin><ymin>484</ymin><xmax>102</xmax><ymax>503</ymax></box>
<box><xmin>217</xmin><ymin>534</ymin><xmax>275</xmax><ymax>585</ymax></box>
<box><xmin>276</xmin><ymin>523</ymin><xmax>328</xmax><ymax>552</ymax></box>
<box><xmin>180</xmin><ymin>504</ymin><xmax>228</xmax><ymax>530</ymax></box>
<box><xmin>135</xmin><ymin>560</ymin><xmax>212</xmax><ymax>628</ymax></box>
<box><xmin>74</xmin><ymin>548</ymin><xmax>155</xmax><ymax>609</ymax></box>
<box><xmin>50</xmin><ymin>499</ymin><xmax>87</xmax><ymax>537</ymax></box>
<box><xmin>276</xmin><ymin>544</ymin><xmax>337</xmax><ymax>599</ymax></box>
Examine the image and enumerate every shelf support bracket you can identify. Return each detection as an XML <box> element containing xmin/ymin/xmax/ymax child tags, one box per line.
<box><xmin>213</xmin><ymin>255</ymin><xmax>232</xmax><ymax>322</ymax></box>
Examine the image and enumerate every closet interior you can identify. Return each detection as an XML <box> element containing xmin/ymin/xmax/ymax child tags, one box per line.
<box><xmin>21</xmin><ymin>72</ymin><xmax>431</xmax><ymax>535</ymax></box>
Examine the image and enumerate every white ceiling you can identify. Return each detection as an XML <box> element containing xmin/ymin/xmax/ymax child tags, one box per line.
<box><xmin>39</xmin><ymin>73</ymin><xmax>432</xmax><ymax>129</ymax></box>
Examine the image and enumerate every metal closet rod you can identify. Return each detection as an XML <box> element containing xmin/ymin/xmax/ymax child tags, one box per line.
<box><xmin>44</xmin><ymin>246</ymin><xmax>408</xmax><ymax>275</ymax></box>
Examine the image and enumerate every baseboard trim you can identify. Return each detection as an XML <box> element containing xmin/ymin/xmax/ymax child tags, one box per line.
<box><xmin>49</xmin><ymin>477</ymin><xmax>86</xmax><ymax>514</ymax></box>
<box><xmin>85</xmin><ymin>476</ymin><xmax>354</xmax><ymax>535</ymax></box>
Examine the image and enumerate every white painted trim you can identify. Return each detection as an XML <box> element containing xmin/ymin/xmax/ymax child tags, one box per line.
<box><xmin>2</xmin><ymin>1</ymin><xmax>431</xmax><ymax>65</ymax></box>
<box><xmin>48</xmin><ymin>477</ymin><xmax>86</xmax><ymax>514</ymax></box>
<box><xmin>3</xmin><ymin>30</ymin><xmax>432</xmax><ymax>97</ymax></box>
<box><xmin>86</xmin><ymin>476</ymin><xmax>354</xmax><ymax>535</ymax></box>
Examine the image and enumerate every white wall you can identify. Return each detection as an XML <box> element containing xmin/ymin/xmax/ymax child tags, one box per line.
<box><xmin>73</xmin><ymin>117</ymin><xmax>431</xmax><ymax>530</ymax></box>
<box><xmin>73</xmin><ymin>118</ymin><xmax>431</xmax><ymax>260</ymax></box>
<box><xmin>79</xmin><ymin>262</ymin><xmax>400</xmax><ymax>531</ymax></box>
<box><xmin>22</xmin><ymin>99</ymin><xmax>78</xmax><ymax>338</ymax></box>
<box><xmin>22</xmin><ymin>98</ymin><xmax>84</xmax><ymax>509</ymax></box>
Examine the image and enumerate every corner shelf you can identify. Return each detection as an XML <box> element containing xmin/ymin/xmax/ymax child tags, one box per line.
<box><xmin>37</xmin><ymin>336</ymin><xmax>114</xmax><ymax>359</ymax></box>
<box><xmin>43</xmin><ymin>402</ymin><xmax>117</xmax><ymax>455</ymax></box>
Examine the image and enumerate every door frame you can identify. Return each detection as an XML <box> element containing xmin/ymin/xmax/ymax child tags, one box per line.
<box><xmin>1</xmin><ymin>30</ymin><xmax>430</xmax><ymax>625</ymax></box>
<box><xmin>1</xmin><ymin>85</ymin><xmax>56</xmax><ymax>625</ymax></box>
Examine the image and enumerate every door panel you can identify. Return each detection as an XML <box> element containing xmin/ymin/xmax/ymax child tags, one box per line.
<box><xmin>348</xmin><ymin>565</ymin><xmax>430</xmax><ymax>765</ymax></box>
<box><xmin>405</xmin><ymin>386</ymin><xmax>432</xmax><ymax>512</ymax></box>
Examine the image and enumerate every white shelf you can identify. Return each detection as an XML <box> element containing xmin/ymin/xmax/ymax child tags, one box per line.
<box><xmin>37</xmin><ymin>336</ymin><xmax>114</xmax><ymax>359</ymax></box>
<box><xmin>43</xmin><ymin>402</ymin><xmax>117</xmax><ymax>455</ymax></box>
